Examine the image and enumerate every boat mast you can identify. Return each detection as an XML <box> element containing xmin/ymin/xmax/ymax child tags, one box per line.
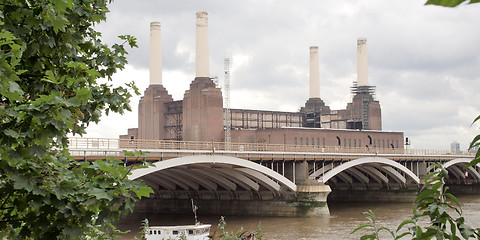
<box><xmin>191</xmin><ymin>199</ymin><xmax>199</xmax><ymax>225</ymax></box>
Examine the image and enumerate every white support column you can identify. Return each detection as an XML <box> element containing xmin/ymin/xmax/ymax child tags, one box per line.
<box><xmin>149</xmin><ymin>22</ymin><xmax>162</xmax><ymax>85</ymax></box>
<box><xmin>195</xmin><ymin>11</ymin><xmax>210</xmax><ymax>78</ymax></box>
<box><xmin>357</xmin><ymin>38</ymin><xmax>368</xmax><ymax>86</ymax></box>
<box><xmin>309</xmin><ymin>46</ymin><xmax>320</xmax><ymax>98</ymax></box>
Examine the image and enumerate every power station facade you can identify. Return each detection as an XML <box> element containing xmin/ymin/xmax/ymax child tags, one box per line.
<box><xmin>120</xmin><ymin>11</ymin><xmax>404</xmax><ymax>150</ymax></box>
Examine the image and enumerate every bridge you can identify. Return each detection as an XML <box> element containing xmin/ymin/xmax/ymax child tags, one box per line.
<box><xmin>69</xmin><ymin>137</ymin><xmax>477</xmax><ymax>217</ymax></box>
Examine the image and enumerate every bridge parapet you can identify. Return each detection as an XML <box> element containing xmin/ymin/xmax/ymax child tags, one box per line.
<box><xmin>68</xmin><ymin>137</ymin><xmax>474</xmax><ymax>157</ymax></box>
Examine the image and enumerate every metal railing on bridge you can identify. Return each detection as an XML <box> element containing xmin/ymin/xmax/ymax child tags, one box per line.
<box><xmin>68</xmin><ymin>137</ymin><xmax>474</xmax><ymax>157</ymax></box>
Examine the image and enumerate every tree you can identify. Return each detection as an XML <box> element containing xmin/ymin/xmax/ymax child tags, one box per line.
<box><xmin>0</xmin><ymin>0</ymin><xmax>152</xmax><ymax>239</ymax></box>
<box><xmin>425</xmin><ymin>0</ymin><xmax>480</xmax><ymax>7</ymax></box>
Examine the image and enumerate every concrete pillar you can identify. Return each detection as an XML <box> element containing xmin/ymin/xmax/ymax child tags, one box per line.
<box><xmin>283</xmin><ymin>162</ymin><xmax>294</xmax><ymax>182</ymax></box>
<box><xmin>357</xmin><ymin>38</ymin><xmax>368</xmax><ymax>86</ymax></box>
<box><xmin>417</xmin><ymin>161</ymin><xmax>427</xmax><ymax>184</ymax></box>
<box><xmin>309</xmin><ymin>46</ymin><xmax>320</xmax><ymax>98</ymax></box>
<box><xmin>295</xmin><ymin>180</ymin><xmax>331</xmax><ymax>216</ymax></box>
<box><xmin>295</xmin><ymin>161</ymin><xmax>309</xmax><ymax>184</ymax></box>
<box><xmin>149</xmin><ymin>22</ymin><xmax>162</xmax><ymax>85</ymax></box>
<box><xmin>196</xmin><ymin>11</ymin><xmax>209</xmax><ymax>78</ymax></box>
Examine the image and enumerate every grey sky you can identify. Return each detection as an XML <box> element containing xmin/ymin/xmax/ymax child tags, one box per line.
<box><xmin>85</xmin><ymin>0</ymin><xmax>480</xmax><ymax>150</ymax></box>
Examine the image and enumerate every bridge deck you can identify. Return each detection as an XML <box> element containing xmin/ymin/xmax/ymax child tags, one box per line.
<box><xmin>69</xmin><ymin>137</ymin><xmax>473</xmax><ymax>162</ymax></box>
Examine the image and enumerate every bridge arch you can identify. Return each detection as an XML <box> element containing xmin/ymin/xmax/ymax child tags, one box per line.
<box><xmin>129</xmin><ymin>155</ymin><xmax>297</xmax><ymax>199</ymax></box>
<box><xmin>436</xmin><ymin>158</ymin><xmax>480</xmax><ymax>183</ymax></box>
<box><xmin>313</xmin><ymin>157</ymin><xmax>420</xmax><ymax>187</ymax></box>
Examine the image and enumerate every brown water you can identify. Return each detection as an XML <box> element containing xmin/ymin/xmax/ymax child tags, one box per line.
<box><xmin>116</xmin><ymin>195</ymin><xmax>480</xmax><ymax>239</ymax></box>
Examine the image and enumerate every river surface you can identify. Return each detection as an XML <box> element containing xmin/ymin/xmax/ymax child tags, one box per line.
<box><xmin>116</xmin><ymin>195</ymin><xmax>480</xmax><ymax>239</ymax></box>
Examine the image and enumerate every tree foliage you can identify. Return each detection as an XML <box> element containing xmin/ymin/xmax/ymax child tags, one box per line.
<box><xmin>467</xmin><ymin>115</ymin><xmax>480</xmax><ymax>168</ymax></box>
<box><xmin>0</xmin><ymin>0</ymin><xmax>152</xmax><ymax>239</ymax></box>
<box><xmin>426</xmin><ymin>0</ymin><xmax>480</xmax><ymax>7</ymax></box>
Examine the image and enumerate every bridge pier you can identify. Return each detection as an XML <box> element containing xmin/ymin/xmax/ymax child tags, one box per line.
<box><xmin>294</xmin><ymin>180</ymin><xmax>332</xmax><ymax>216</ymax></box>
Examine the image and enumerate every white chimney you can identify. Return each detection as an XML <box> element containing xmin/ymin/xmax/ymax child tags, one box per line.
<box><xmin>149</xmin><ymin>22</ymin><xmax>162</xmax><ymax>85</ymax></box>
<box><xmin>309</xmin><ymin>46</ymin><xmax>320</xmax><ymax>98</ymax></box>
<box><xmin>357</xmin><ymin>38</ymin><xmax>368</xmax><ymax>86</ymax></box>
<box><xmin>195</xmin><ymin>11</ymin><xmax>209</xmax><ymax>78</ymax></box>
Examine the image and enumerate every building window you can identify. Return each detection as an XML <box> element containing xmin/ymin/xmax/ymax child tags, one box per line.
<box><xmin>317</xmin><ymin>138</ymin><xmax>320</xmax><ymax>146</ymax></box>
<box><xmin>396</xmin><ymin>140</ymin><xmax>399</xmax><ymax>148</ymax></box>
<box><xmin>323</xmin><ymin>138</ymin><xmax>326</xmax><ymax>147</ymax></box>
<box><xmin>359</xmin><ymin>139</ymin><xmax>361</xmax><ymax>148</ymax></box>
<box><xmin>312</xmin><ymin>138</ymin><xmax>314</xmax><ymax>146</ymax></box>
<box><xmin>306</xmin><ymin>137</ymin><xmax>309</xmax><ymax>145</ymax></box>
<box><xmin>387</xmin><ymin>140</ymin><xmax>390</xmax><ymax>148</ymax></box>
<box><xmin>354</xmin><ymin>139</ymin><xmax>356</xmax><ymax>148</ymax></box>
<box><xmin>349</xmin><ymin>139</ymin><xmax>351</xmax><ymax>148</ymax></box>
<box><xmin>344</xmin><ymin>139</ymin><xmax>347</xmax><ymax>147</ymax></box>
<box><xmin>382</xmin><ymin>140</ymin><xmax>385</xmax><ymax>148</ymax></box>
<box><xmin>336</xmin><ymin>136</ymin><xmax>341</xmax><ymax>146</ymax></box>
<box><xmin>294</xmin><ymin>137</ymin><xmax>297</xmax><ymax>145</ymax></box>
<box><xmin>301</xmin><ymin>137</ymin><xmax>303</xmax><ymax>145</ymax></box>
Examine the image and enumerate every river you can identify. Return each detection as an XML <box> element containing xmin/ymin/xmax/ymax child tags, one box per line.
<box><xmin>116</xmin><ymin>195</ymin><xmax>480</xmax><ymax>239</ymax></box>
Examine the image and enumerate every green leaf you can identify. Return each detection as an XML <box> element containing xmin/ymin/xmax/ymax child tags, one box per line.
<box><xmin>4</xmin><ymin>129</ymin><xmax>20</xmax><ymax>138</ymax></box>
<box><xmin>396</xmin><ymin>219</ymin><xmax>415</xmax><ymax>232</ymax></box>
<box><xmin>425</xmin><ymin>0</ymin><xmax>467</xmax><ymax>7</ymax></box>
<box><xmin>351</xmin><ymin>224</ymin><xmax>372</xmax><ymax>235</ymax></box>
<box><xmin>471</xmin><ymin>114</ymin><xmax>480</xmax><ymax>126</ymax></box>
<box><xmin>444</xmin><ymin>193</ymin><xmax>460</xmax><ymax>207</ymax></box>
<box><xmin>89</xmin><ymin>188</ymin><xmax>113</xmax><ymax>201</ymax></box>
<box><xmin>11</xmin><ymin>174</ymin><xmax>35</xmax><ymax>191</ymax></box>
<box><xmin>415</xmin><ymin>188</ymin><xmax>437</xmax><ymax>203</ymax></box>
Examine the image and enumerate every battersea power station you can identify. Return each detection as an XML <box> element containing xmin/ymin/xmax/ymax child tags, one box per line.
<box><xmin>120</xmin><ymin>11</ymin><xmax>404</xmax><ymax>150</ymax></box>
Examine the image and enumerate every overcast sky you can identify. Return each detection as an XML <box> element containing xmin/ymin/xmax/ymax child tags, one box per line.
<box><xmin>84</xmin><ymin>0</ymin><xmax>480</xmax><ymax>150</ymax></box>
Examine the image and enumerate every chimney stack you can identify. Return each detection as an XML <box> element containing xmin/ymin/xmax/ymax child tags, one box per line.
<box><xmin>195</xmin><ymin>11</ymin><xmax>210</xmax><ymax>78</ymax></box>
<box><xmin>149</xmin><ymin>22</ymin><xmax>162</xmax><ymax>85</ymax></box>
<box><xmin>357</xmin><ymin>38</ymin><xmax>368</xmax><ymax>86</ymax></box>
<box><xmin>309</xmin><ymin>46</ymin><xmax>320</xmax><ymax>98</ymax></box>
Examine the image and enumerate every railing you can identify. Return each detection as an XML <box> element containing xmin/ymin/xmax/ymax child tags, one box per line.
<box><xmin>68</xmin><ymin>137</ymin><xmax>474</xmax><ymax>157</ymax></box>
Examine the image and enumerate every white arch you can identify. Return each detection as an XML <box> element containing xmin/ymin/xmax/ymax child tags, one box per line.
<box><xmin>237</xmin><ymin>168</ymin><xmax>281</xmax><ymax>192</ymax></box>
<box><xmin>129</xmin><ymin>155</ymin><xmax>297</xmax><ymax>192</ymax></box>
<box><xmin>442</xmin><ymin>158</ymin><xmax>475</xmax><ymax>170</ymax></box>
<box><xmin>319</xmin><ymin>157</ymin><xmax>420</xmax><ymax>184</ymax></box>
<box><xmin>449</xmin><ymin>165</ymin><xmax>465</xmax><ymax>180</ymax></box>
<box><xmin>382</xmin><ymin>166</ymin><xmax>407</xmax><ymax>185</ymax></box>
<box><xmin>169</xmin><ymin>169</ymin><xmax>217</xmax><ymax>191</ymax></box>
<box><xmin>311</xmin><ymin>164</ymin><xmax>334</xmax><ymax>179</ymax></box>
<box><xmin>362</xmin><ymin>165</ymin><xmax>389</xmax><ymax>184</ymax></box>
<box><xmin>216</xmin><ymin>168</ymin><xmax>260</xmax><ymax>191</ymax></box>
<box><xmin>189</xmin><ymin>168</ymin><xmax>238</xmax><ymax>191</ymax></box>
<box><xmin>346</xmin><ymin>168</ymin><xmax>370</xmax><ymax>184</ymax></box>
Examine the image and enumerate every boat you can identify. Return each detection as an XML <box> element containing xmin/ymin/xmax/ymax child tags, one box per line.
<box><xmin>144</xmin><ymin>199</ymin><xmax>212</xmax><ymax>240</ymax></box>
<box><xmin>143</xmin><ymin>199</ymin><xmax>256</xmax><ymax>240</ymax></box>
<box><xmin>145</xmin><ymin>223</ymin><xmax>212</xmax><ymax>240</ymax></box>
